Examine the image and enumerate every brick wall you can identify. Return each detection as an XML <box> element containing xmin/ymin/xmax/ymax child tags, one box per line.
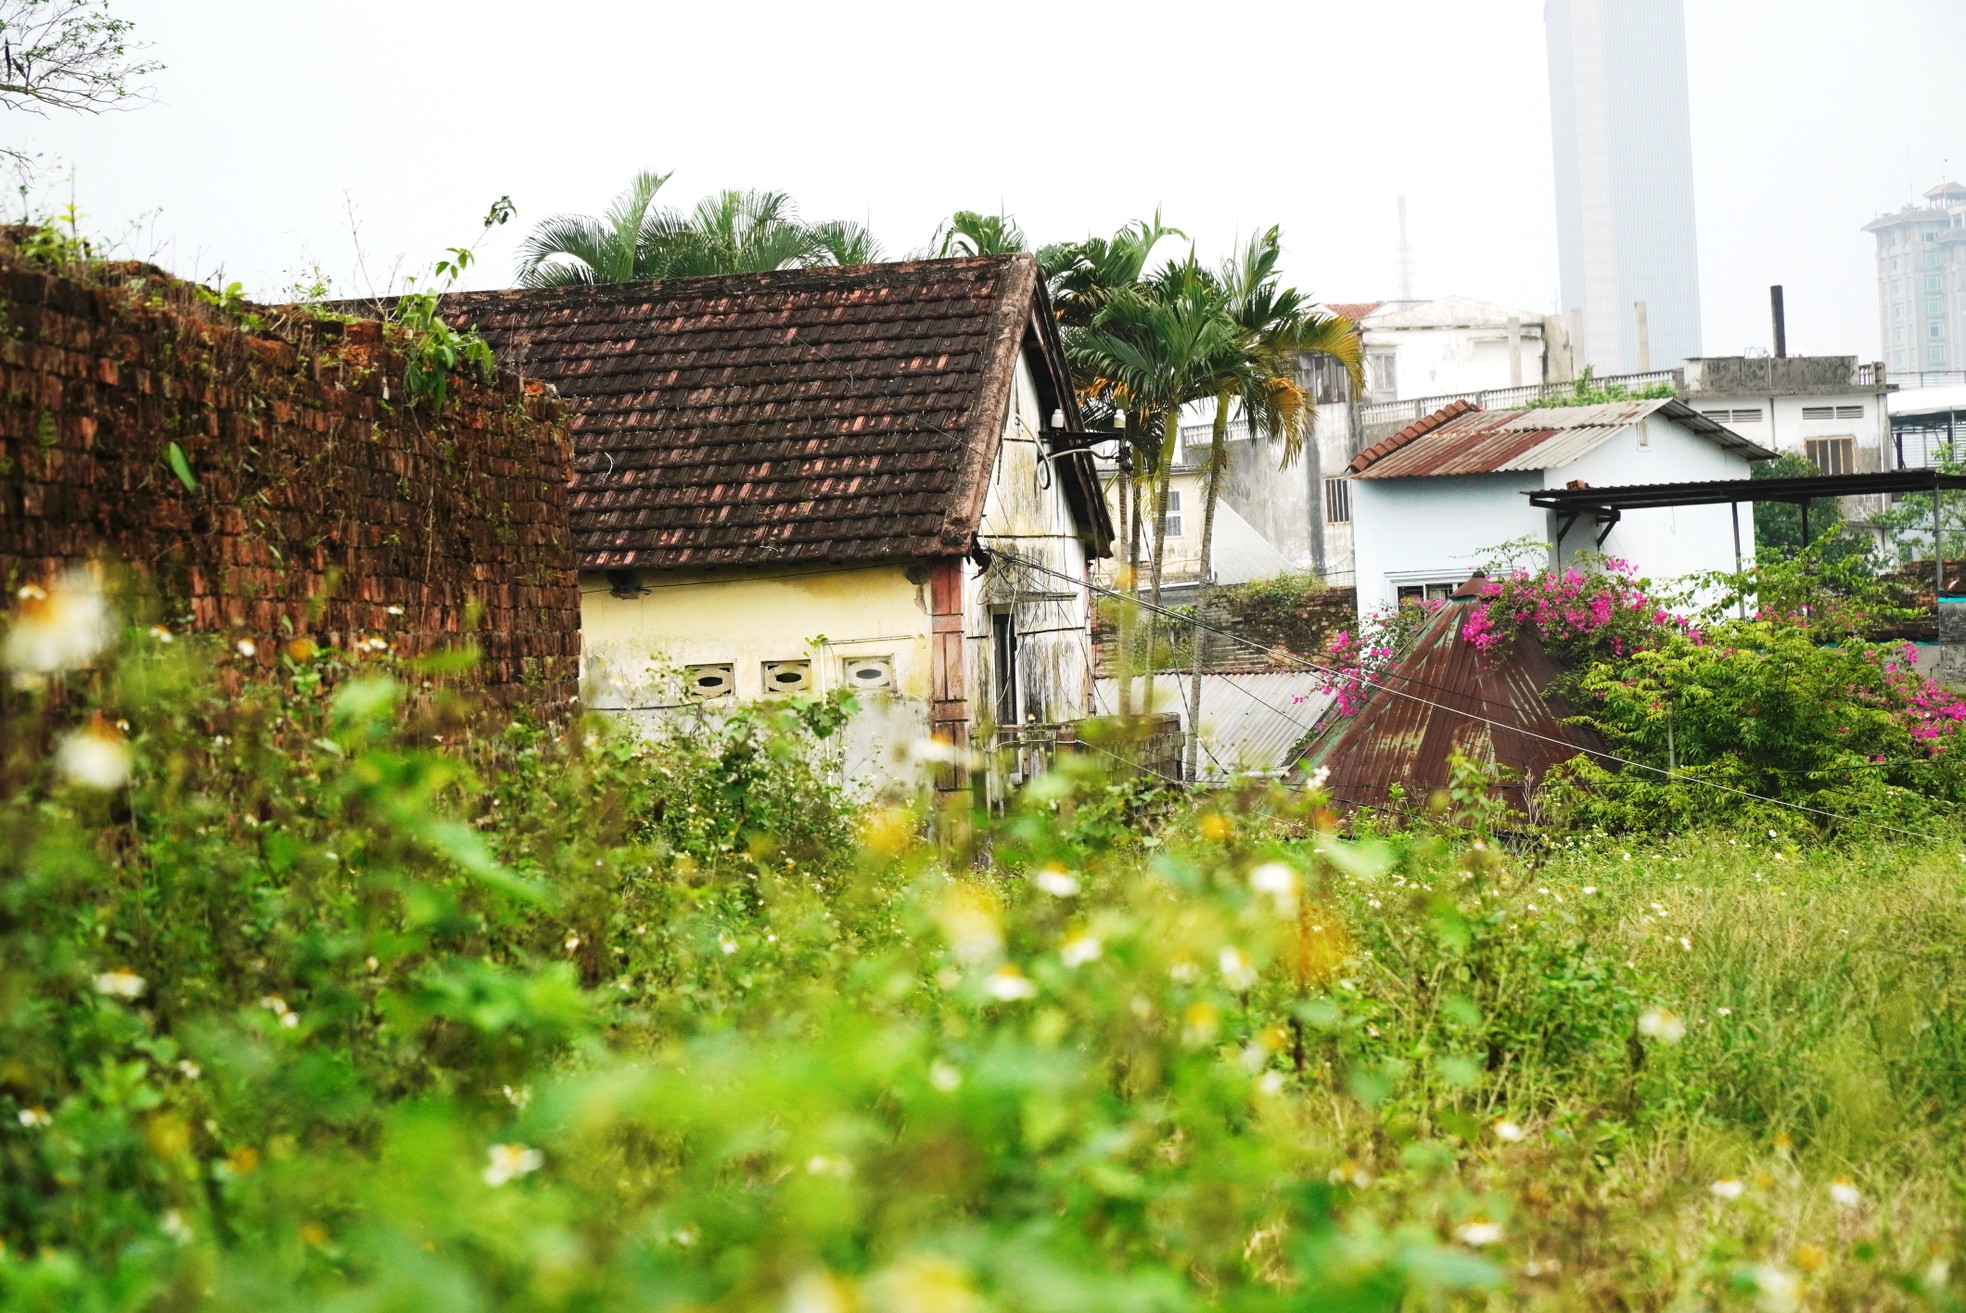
<box><xmin>0</xmin><ymin>246</ymin><xmax>580</xmax><ymax>718</ymax></box>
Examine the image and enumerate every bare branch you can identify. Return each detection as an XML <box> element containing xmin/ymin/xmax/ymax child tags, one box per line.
<box><xmin>0</xmin><ymin>0</ymin><xmax>159</xmax><ymax>116</ymax></box>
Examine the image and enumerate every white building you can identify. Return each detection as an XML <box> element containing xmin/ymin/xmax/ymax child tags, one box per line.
<box><xmin>1681</xmin><ymin>356</ymin><xmax>1891</xmax><ymax>475</ymax></box>
<box><xmin>1352</xmin><ymin>296</ymin><xmax>1573</xmax><ymax>404</ymax></box>
<box><xmin>1545</xmin><ymin>0</ymin><xmax>1704</xmax><ymax>374</ymax></box>
<box><xmin>1863</xmin><ymin>182</ymin><xmax>1966</xmax><ymax>377</ymax></box>
<box><xmin>1347</xmin><ymin>398</ymin><xmax>1774</xmax><ymax>620</ymax></box>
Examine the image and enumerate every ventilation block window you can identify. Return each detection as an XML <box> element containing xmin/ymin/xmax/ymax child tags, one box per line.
<box><xmin>1324</xmin><ymin>476</ymin><xmax>1352</xmax><ymax>524</ymax></box>
<box><xmin>761</xmin><ymin>659</ymin><xmax>812</xmax><ymax>694</ymax></box>
<box><xmin>1835</xmin><ymin>404</ymin><xmax>1864</xmax><ymax>420</ymax></box>
<box><xmin>684</xmin><ymin>663</ymin><xmax>735</xmax><ymax>700</ymax></box>
<box><xmin>841</xmin><ymin>655</ymin><xmax>895</xmax><ymax>692</ymax></box>
<box><xmin>1805</xmin><ymin>437</ymin><xmax>1855</xmax><ymax>477</ymax></box>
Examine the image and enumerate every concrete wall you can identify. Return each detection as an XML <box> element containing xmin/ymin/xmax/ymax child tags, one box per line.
<box><xmin>1369</xmin><ymin>322</ymin><xmax>1551</xmax><ymax>403</ymax></box>
<box><xmin>1352</xmin><ymin>471</ymin><xmax>1549</xmax><ymax>619</ymax></box>
<box><xmin>1557</xmin><ymin>413</ymin><xmax>1756</xmax><ymax>585</ymax></box>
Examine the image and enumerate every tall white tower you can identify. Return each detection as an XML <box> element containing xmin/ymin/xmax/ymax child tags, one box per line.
<box><xmin>1545</xmin><ymin>0</ymin><xmax>1703</xmax><ymax>374</ymax></box>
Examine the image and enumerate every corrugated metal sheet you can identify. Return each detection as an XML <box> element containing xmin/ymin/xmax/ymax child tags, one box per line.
<box><xmin>1296</xmin><ymin>600</ymin><xmax>1605</xmax><ymax>813</ymax></box>
<box><xmin>1093</xmin><ymin>673</ymin><xmax>1334</xmax><ymax>782</ymax></box>
<box><xmin>1349</xmin><ymin>397</ymin><xmax>1772</xmax><ymax>480</ymax></box>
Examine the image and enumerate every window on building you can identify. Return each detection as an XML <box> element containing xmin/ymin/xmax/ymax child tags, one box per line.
<box><xmin>1932</xmin><ymin>345</ymin><xmax>1951</xmax><ymax>366</ymax></box>
<box><xmin>1323</xmin><ymin>476</ymin><xmax>1352</xmax><ymax>524</ymax></box>
<box><xmin>1700</xmin><ymin>407</ymin><xmax>1762</xmax><ymax>425</ymax></box>
<box><xmin>1929</xmin><ymin>298</ymin><xmax>1945</xmax><ymax>317</ymax></box>
<box><xmin>1894</xmin><ymin>303</ymin><xmax>1905</xmax><ymax>320</ymax></box>
<box><xmin>1835</xmin><ymin>405</ymin><xmax>1864</xmax><ymax>420</ymax></box>
<box><xmin>1928</xmin><ymin>251</ymin><xmax>1943</xmax><ymax>268</ymax></box>
<box><xmin>990</xmin><ymin>611</ymin><xmax>1020</xmax><ymax>726</ymax></box>
<box><xmin>1164</xmin><ymin>489</ymin><xmax>1183</xmax><ymax>538</ymax></box>
<box><xmin>1367</xmin><ymin>352</ymin><xmax>1398</xmax><ymax>399</ymax></box>
<box><xmin>1933</xmin><ymin>324</ymin><xmax>1945</xmax><ymax>339</ymax></box>
<box><xmin>1801</xmin><ymin>405</ymin><xmax>1835</xmax><ymax>421</ymax></box>
<box><xmin>1896</xmin><ymin>326</ymin><xmax>1907</xmax><ymax>342</ymax></box>
<box><xmin>1896</xmin><ymin>349</ymin><xmax>1908</xmax><ymax>367</ymax></box>
<box><xmin>1395</xmin><ymin>581</ymin><xmax>1458</xmax><ymax>603</ymax></box>
<box><xmin>1929</xmin><ymin>275</ymin><xmax>1944</xmax><ymax>292</ymax></box>
<box><xmin>1805</xmin><ymin>437</ymin><xmax>1855</xmax><ymax>476</ymax></box>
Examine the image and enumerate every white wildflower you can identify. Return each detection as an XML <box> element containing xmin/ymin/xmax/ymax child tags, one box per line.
<box><xmin>55</xmin><ymin>721</ymin><xmax>133</xmax><ymax>790</ymax></box>
<box><xmin>1219</xmin><ymin>946</ymin><xmax>1258</xmax><ymax>991</ymax></box>
<box><xmin>235</xmin><ymin>638</ymin><xmax>257</xmax><ymax>658</ymax></box>
<box><xmin>1304</xmin><ymin>764</ymin><xmax>1331</xmax><ymax>790</ymax></box>
<box><xmin>1456</xmin><ymin>1218</ymin><xmax>1503</xmax><ymax>1246</ymax></box>
<box><xmin>147</xmin><ymin>624</ymin><xmax>173</xmax><ymax>644</ymax></box>
<box><xmin>928</xmin><ymin>1061</ymin><xmax>961</xmax><ymax>1092</ymax></box>
<box><xmin>1637</xmin><ymin>1007</ymin><xmax>1686</xmax><ymax>1044</ymax></box>
<box><xmin>1033</xmin><ymin>865</ymin><xmax>1079</xmax><ymax>897</ymax></box>
<box><xmin>805</xmin><ymin>1154</ymin><xmax>852</xmax><ymax>1178</ymax></box>
<box><xmin>1679</xmin><ymin>936</ymin><xmax>1692</xmax><ymax>951</ymax></box>
<box><xmin>984</xmin><ymin>964</ymin><xmax>1036</xmax><ymax>1001</ymax></box>
<box><xmin>1060</xmin><ymin>933</ymin><xmax>1101</xmax><ymax>967</ymax></box>
<box><xmin>784</xmin><ymin>1270</ymin><xmax>853</xmax><ymax>1313</ymax></box>
<box><xmin>719</xmin><ymin>934</ymin><xmax>738</xmax><ymax>956</ymax></box>
<box><xmin>1247</xmin><ymin>862</ymin><xmax>1300</xmax><ymax>915</ymax></box>
<box><xmin>385</xmin><ymin>604</ymin><xmax>405</xmax><ymax>616</ymax></box>
<box><xmin>2</xmin><ymin>571</ymin><xmax>114</xmax><ymax>673</ymax></box>
<box><xmin>17</xmin><ymin>1106</ymin><xmax>50</xmax><ymax>1128</ymax></box>
<box><xmin>1710</xmin><ymin>1178</ymin><xmax>1745</xmax><ymax>1200</ymax></box>
<box><xmin>177</xmin><ymin>1060</ymin><xmax>201</xmax><ymax>1081</ymax></box>
<box><xmin>93</xmin><ymin>968</ymin><xmax>147</xmax><ymax>999</ymax></box>
<box><xmin>1717</xmin><ymin>1007</ymin><xmax>1732</xmax><ymax>1017</ymax></box>
<box><xmin>1492</xmin><ymin>1120</ymin><xmax>1527</xmax><ymax>1143</ymax></box>
<box><xmin>483</xmin><ymin>1142</ymin><xmax>543</xmax><ymax>1186</ymax></box>
<box><xmin>1751</xmin><ymin>1264</ymin><xmax>1801</xmax><ymax>1313</ymax></box>
<box><xmin>160</xmin><ymin>1209</ymin><xmax>193</xmax><ymax>1246</ymax></box>
<box><xmin>564</xmin><ymin>934</ymin><xmax>581</xmax><ymax>953</ymax></box>
<box><xmin>1829</xmin><ymin>1176</ymin><xmax>1861</xmax><ymax>1209</ymax></box>
<box><xmin>1256</xmin><ymin>1070</ymin><xmax>1285</xmax><ymax>1096</ymax></box>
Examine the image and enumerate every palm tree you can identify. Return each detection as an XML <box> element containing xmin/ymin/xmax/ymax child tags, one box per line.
<box><xmin>1042</xmin><ymin>215</ymin><xmax>1182</xmax><ymax>715</ymax></box>
<box><xmin>514</xmin><ymin>169</ymin><xmax>686</xmax><ymax>287</ymax></box>
<box><xmin>929</xmin><ymin>209</ymin><xmax>1026</xmax><ymax>257</ymax></box>
<box><xmin>1179</xmin><ymin>228</ymin><xmax>1364</xmax><ymax>778</ymax></box>
<box><xmin>1076</xmin><ymin>255</ymin><xmax>1243</xmax><ymax>727</ymax></box>
<box><xmin>515</xmin><ymin>173</ymin><xmax>878</xmax><ymax>286</ymax></box>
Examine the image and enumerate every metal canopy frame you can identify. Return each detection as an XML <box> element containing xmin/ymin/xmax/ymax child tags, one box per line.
<box><xmin>1524</xmin><ymin>469</ymin><xmax>1966</xmax><ymax>515</ymax></box>
<box><xmin>1526</xmin><ymin>468</ymin><xmax>1966</xmax><ymax>611</ymax></box>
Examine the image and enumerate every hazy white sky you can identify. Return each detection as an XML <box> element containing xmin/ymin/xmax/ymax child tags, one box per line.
<box><xmin>10</xmin><ymin>0</ymin><xmax>1963</xmax><ymax>362</ymax></box>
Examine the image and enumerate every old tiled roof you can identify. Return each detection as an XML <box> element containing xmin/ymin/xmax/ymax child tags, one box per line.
<box><xmin>435</xmin><ymin>255</ymin><xmax>1097</xmax><ymax>572</ymax></box>
<box><xmin>1348</xmin><ymin>397</ymin><xmax>1774</xmax><ymax>479</ymax></box>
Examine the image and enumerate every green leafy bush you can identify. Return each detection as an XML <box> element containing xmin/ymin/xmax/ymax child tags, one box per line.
<box><xmin>3</xmin><ymin>574</ymin><xmax>1965</xmax><ymax>1311</ymax></box>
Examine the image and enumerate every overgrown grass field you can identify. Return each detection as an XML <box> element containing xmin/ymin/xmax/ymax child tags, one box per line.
<box><xmin>2</xmin><ymin>580</ymin><xmax>1963</xmax><ymax>1311</ymax></box>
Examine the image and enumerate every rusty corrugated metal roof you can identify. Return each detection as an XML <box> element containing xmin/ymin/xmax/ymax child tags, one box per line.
<box><xmin>1297</xmin><ymin>599</ymin><xmax>1605</xmax><ymax>814</ymax></box>
<box><xmin>1349</xmin><ymin>397</ymin><xmax>1773</xmax><ymax>479</ymax></box>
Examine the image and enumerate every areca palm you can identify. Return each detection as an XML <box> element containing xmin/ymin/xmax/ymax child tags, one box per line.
<box><xmin>929</xmin><ymin>209</ymin><xmax>1026</xmax><ymax>257</ymax></box>
<box><xmin>1041</xmin><ymin>215</ymin><xmax>1183</xmax><ymax>715</ymax></box>
<box><xmin>514</xmin><ymin>169</ymin><xmax>687</xmax><ymax>287</ymax></box>
<box><xmin>1180</xmin><ymin>228</ymin><xmax>1364</xmax><ymax>777</ymax></box>
<box><xmin>515</xmin><ymin>173</ymin><xmax>881</xmax><ymax>287</ymax></box>
<box><xmin>1076</xmin><ymin>255</ymin><xmax>1243</xmax><ymax>721</ymax></box>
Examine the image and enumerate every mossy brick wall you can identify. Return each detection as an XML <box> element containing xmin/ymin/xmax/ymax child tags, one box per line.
<box><xmin>0</xmin><ymin>252</ymin><xmax>580</xmax><ymax>718</ymax></box>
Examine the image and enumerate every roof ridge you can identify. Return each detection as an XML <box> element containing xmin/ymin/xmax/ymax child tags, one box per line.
<box><xmin>1347</xmin><ymin>397</ymin><xmax>1481</xmax><ymax>475</ymax></box>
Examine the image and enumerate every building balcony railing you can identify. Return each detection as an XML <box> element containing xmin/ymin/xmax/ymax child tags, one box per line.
<box><xmin>1358</xmin><ymin>368</ymin><xmax>1687</xmax><ymax>432</ymax></box>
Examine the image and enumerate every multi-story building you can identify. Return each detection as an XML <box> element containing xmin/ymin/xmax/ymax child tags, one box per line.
<box><xmin>1545</xmin><ymin>0</ymin><xmax>1704</xmax><ymax>374</ymax></box>
<box><xmin>1864</xmin><ymin>182</ymin><xmax>1966</xmax><ymax>377</ymax></box>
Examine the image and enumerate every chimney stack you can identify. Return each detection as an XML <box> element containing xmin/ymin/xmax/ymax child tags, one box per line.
<box><xmin>1770</xmin><ymin>285</ymin><xmax>1787</xmax><ymax>358</ymax></box>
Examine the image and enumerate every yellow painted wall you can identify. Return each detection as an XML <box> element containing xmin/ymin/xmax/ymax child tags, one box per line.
<box><xmin>580</xmin><ymin>563</ymin><xmax>933</xmax><ymax>708</ymax></box>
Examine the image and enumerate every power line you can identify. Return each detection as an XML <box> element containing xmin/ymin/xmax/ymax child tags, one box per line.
<box><xmin>987</xmin><ymin>544</ymin><xmax>1943</xmax><ymax>843</ymax></box>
